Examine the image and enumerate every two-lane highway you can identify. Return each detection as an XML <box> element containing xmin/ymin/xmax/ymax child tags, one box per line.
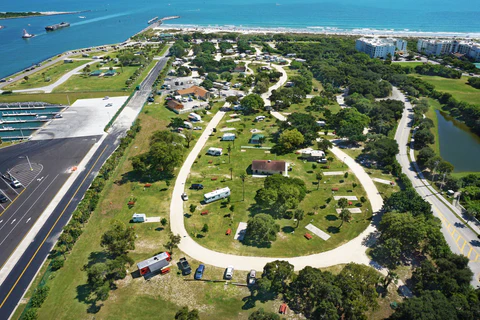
<box><xmin>393</xmin><ymin>86</ymin><xmax>480</xmax><ymax>287</ymax></box>
<box><xmin>0</xmin><ymin>52</ymin><xmax>170</xmax><ymax>319</ymax></box>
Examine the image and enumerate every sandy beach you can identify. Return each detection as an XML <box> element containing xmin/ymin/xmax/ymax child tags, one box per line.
<box><xmin>157</xmin><ymin>23</ymin><xmax>480</xmax><ymax>39</ymax></box>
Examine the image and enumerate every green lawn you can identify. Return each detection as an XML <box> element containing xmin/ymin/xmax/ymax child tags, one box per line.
<box><xmin>3</xmin><ymin>61</ymin><xmax>89</xmax><ymax>90</ymax></box>
<box><xmin>0</xmin><ymin>91</ymin><xmax>127</xmax><ymax>105</ymax></box>
<box><xmin>392</xmin><ymin>61</ymin><xmax>424</xmax><ymax>68</ymax></box>
<box><xmin>183</xmin><ymin>112</ymin><xmax>372</xmax><ymax>257</ymax></box>
<box><xmin>424</xmin><ymin>98</ymin><xmax>442</xmax><ymax>155</ymax></box>
<box><xmin>415</xmin><ymin>75</ymin><xmax>480</xmax><ymax>105</ymax></box>
<box><xmin>29</xmin><ymin>103</ymin><xmax>282</xmax><ymax>320</ymax></box>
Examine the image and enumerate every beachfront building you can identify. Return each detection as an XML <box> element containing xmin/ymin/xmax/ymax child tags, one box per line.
<box><xmin>417</xmin><ymin>39</ymin><xmax>480</xmax><ymax>61</ymax></box>
<box><xmin>355</xmin><ymin>37</ymin><xmax>407</xmax><ymax>59</ymax></box>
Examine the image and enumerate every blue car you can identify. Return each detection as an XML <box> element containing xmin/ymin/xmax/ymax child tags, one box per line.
<box><xmin>194</xmin><ymin>264</ymin><xmax>205</xmax><ymax>280</ymax></box>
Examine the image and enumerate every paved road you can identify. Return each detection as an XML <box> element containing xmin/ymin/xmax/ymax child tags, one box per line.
<box><xmin>393</xmin><ymin>86</ymin><xmax>480</xmax><ymax>287</ymax></box>
<box><xmin>170</xmin><ymin>105</ymin><xmax>385</xmax><ymax>272</ymax></box>
<box><xmin>0</xmin><ymin>51</ymin><xmax>171</xmax><ymax>319</ymax></box>
<box><xmin>0</xmin><ymin>137</ymin><xmax>100</xmax><ymax>270</ymax></box>
<box><xmin>4</xmin><ymin>61</ymin><xmax>93</xmax><ymax>94</ymax></box>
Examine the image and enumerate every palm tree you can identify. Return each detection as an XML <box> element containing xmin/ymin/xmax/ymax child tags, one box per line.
<box><xmin>338</xmin><ymin>208</ymin><xmax>351</xmax><ymax>229</ymax></box>
<box><xmin>229</xmin><ymin>167</ymin><xmax>233</xmax><ymax>180</ymax></box>
<box><xmin>41</xmin><ymin>72</ymin><xmax>46</xmax><ymax>82</ymax></box>
<box><xmin>239</xmin><ymin>173</ymin><xmax>246</xmax><ymax>201</ymax></box>
<box><xmin>338</xmin><ymin>197</ymin><xmax>349</xmax><ymax>210</ymax></box>
<box><xmin>227</xmin><ymin>144</ymin><xmax>232</xmax><ymax>163</ymax></box>
<box><xmin>315</xmin><ymin>171</ymin><xmax>323</xmax><ymax>190</ymax></box>
<box><xmin>294</xmin><ymin>209</ymin><xmax>304</xmax><ymax>228</ymax></box>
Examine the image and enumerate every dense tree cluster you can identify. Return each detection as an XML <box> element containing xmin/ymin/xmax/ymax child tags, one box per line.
<box><xmin>331</xmin><ymin>108</ymin><xmax>370</xmax><ymax>142</ymax></box>
<box><xmin>192</xmin><ymin>53</ymin><xmax>236</xmax><ymax>73</ymax></box>
<box><xmin>254</xmin><ymin>175</ymin><xmax>306</xmax><ymax>218</ymax></box>
<box><xmin>251</xmin><ymin>261</ymin><xmax>381</xmax><ymax>320</ymax></box>
<box><xmin>281</xmin><ymin>112</ymin><xmax>319</xmax><ymax>144</ymax></box>
<box><xmin>132</xmin><ymin>130</ymin><xmax>184</xmax><ymax>179</ymax></box>
<box><xmin>244</xmin><ymin>214</ymin><xmax>280</xmax><ymax>247</ymax></box>
<box><xmin>414</xmin><ymin>64</ymin><xmax>462</xmax><ymax>79</ymax></box>
<box><xmin>468</xmin><ymin>76</ymin><xmax>480</xmax><ymax>89</ymax></box>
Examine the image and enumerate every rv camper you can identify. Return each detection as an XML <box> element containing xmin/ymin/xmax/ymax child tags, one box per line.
<box><xmin>206</xmin><ymin>147</ymin><xmax>223</xmax><ymax>156</ymax></box>
<box><xmin>204</xmin><ymin>187</ymin><xmax>231</xmax><ymax>203</ymax></box>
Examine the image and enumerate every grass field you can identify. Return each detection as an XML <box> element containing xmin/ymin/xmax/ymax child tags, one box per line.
<box><xmin>183</xmin><ymin>112</ymin><xmax>372</xmax><ymax>257</ymax></box>
<box><xmin>0</xmin><ymin>91</ymin><xmax>127</xmax><ymax>105</ymax></box>
<box><xmin>415</xmin><ymin>75</ymin><xmax>480</xmax><ymax>105</ymax></box>
<box><xmin>3</xmin><ymin>61</ymin><xmax>89</xmax><ymax>90</ymax></box>
<box><xmin>27</xmin><ymin>103</ymin><xmax>287</xmax><ymax>320</ymax></box>
<box><xmin>424</xmin><ymin>98</ymin><xmax>442</xmax><ymax>155</ymax></box>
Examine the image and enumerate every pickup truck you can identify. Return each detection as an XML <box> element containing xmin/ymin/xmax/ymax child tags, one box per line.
<box><xmin>179</xmin><ymin>257</ymin><xmax>192</xmax><ymax>275</ymax></box>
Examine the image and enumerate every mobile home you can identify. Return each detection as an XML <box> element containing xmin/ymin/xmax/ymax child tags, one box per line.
<box><xmin>204</xmin><ymin>187</ymin><xmax>231</xmax><ymax>203</ymax></box>
<box><xmin>183</xmin><ymin>121</ymin><xmax>193</xmax><ymax>129</ymax></box>
<box><xmin>206</xmin><ymin>147</ymin><xmax>223</xmax><ymax>156</ymax></box>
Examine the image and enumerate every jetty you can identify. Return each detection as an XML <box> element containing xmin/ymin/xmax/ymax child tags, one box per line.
<box><xmin>131</xmin><ymin>15</ymin><xmax>180</xmax><ymax>39</ymax></box>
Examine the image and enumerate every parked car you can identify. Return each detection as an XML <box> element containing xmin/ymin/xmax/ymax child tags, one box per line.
<box><xmin>193</xmin><ymin>126</ymin><xmax>202</xmax><ymax>130</ymax></box>
<box><xmin>194</xmin><ymin>264</ymin><xmax>205</xmax><ymax>280</ymax></box>
<box><xmin>10</xmin><ymin>179</ymin><xmax>22</xmax><ymax>188</ymax></box>
<box><xmin>181</xmin><ymin>193</ymin><xmax>188</xmax><ymax>201</ymax></box>
<box><xmin>0</xmin><ymin>193</ymin><xmax>8</xmax><ymax>203</ymax></box>
<box><xmin>190</xmin><ymin>184</ymin><xmax>204</xmax><ymax>190</ymax></box>
<box><xmin>225</xmin><ymin>265</ymin><xmax>234</xmax><ymax>280</ymax></box>
<box><xmin>103</xmin><ymin>96</ymin><xmax>110</xmax><ymax>100</ymax></box>
<box><xmin>105</xmin><ymin>103</ymin><xmax>113</xmax><ymax>107</ymax></box>
<box><xmin>0</xmin><ymin>79</ymin><xmax>6</xmax><ymax>83</ymax></box>
<box><xmin>179</xmin><ymin>257</ymin><xmax>192</xmax><ymax>275</ymax></box>
<box><xmin>247</xmin><ymin>270</ymin><xmax>256</xmax><ymax>285</ymax></box>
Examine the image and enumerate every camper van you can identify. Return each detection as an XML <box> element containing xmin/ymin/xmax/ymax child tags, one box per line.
<box><xmin>132</xmin><ymin>213</ymin><xmax>146</xmax><ymax>223</ymax></box>
<box><xmin>207</xmin><ymin>147</ymin><xmax>223</xmax><ymax>156</ymax></box>
<box><xmin>183</xmin><ymin>121</ymin><xmax>193</xmax><ymax>129</ymax></box>
<box><xmin>255</xmin><ymin>116</ymin><xmax>266</xmax><ymax>122</ymax></box>
<box><xmin>204</xmin><ymin>187</ymin><xmax>231</xmax><ymax>204</ymax></box>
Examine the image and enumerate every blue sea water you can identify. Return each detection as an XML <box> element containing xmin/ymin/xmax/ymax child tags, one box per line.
<box><xmin>1</xmin><ymin>0</ymin><xmax>480</xmax><ymax>78</ymax></box>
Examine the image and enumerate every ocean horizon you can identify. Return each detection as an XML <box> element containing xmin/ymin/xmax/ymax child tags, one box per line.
<box><xmin>1</xmin><ymin>0</ymin><xmax>480</xmax><ymax>78</ymax></box>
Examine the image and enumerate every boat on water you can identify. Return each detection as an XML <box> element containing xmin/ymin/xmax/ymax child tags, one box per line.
<box><xmin>79</xmin><ymin>16</ymin><xmax>86</xmax><ymax>19</ymax></box>
<box><xmin>22</xmin><ymin>29</ymin><xmax>34</xmax><ymax>39</ymax></box>
<box><xmin>45</xmin><ymin>22</ymin><xmax>70</xmax><ymax>31</ymax></box>
<box><xmin>148</xmin><ymin>16</ymin><xmax>159</xmax><ymax>24</ymax></box>
<box><xmin>36</xmin><ymin>115</ymin><xmax>48</xmax><ymax>120</ymax></box>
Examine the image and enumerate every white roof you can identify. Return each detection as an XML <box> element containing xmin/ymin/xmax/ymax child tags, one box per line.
<box><xmin>223</xmin><ymin>133</ymin><xmax>235</xmax><ymax>137</ymax></box>
<box><xmin>204</xmin><ymin>187</ymin><xmax>230</xmax><ymax>198</ymax></box>
<box><xmin>133</xmin><ymin>213</ymin><xmax>146</xmax><ymax>217</ymax></box>
<box><xmin>208</xmin><ymin>147</ymin><xmax>223</xmax><ymax>151</ymax></box>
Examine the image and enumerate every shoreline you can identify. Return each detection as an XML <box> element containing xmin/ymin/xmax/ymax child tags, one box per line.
<box><xmin>158</xmin><ymin>23</ymin><xmax>480</xmax><ymax>39</ymax></box>
<box><xmin>0</xmin><ymin>10</ymin><xmax>89</xmax><ymax>20</ymax></box>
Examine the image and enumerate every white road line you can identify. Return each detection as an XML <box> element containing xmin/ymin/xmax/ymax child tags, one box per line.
<box><xmin>0</xmin><ymin>189</ymin><xmax>12</xmax><ymax>202</ymax></box>
<box><xmin>26</xmin><ymin>218</ymin><xmax>31</xmax><ymax>223</ymax></box>
<box><xmin>0</xmin><ymin>175</ymin><xmax>49</xmax><ymax>232</ymax></box>
<box><xmin>0</xmin><ymin>204</ymin><xmax>4</xmax><ymax>210</ymax></box>
<box><xmin>0</xmin><ymin>175</ymin><xmax>59</xmax><ymax>247</ymax></box>
<box><xmin>10</xmin><ymin>219</ymin><xmax>16</xmax><ymax>225</ymax></box>
<box><xmin>1</xmin><ymin>178</ymin><xmax>19</xmax><ymax>195</ymax></box>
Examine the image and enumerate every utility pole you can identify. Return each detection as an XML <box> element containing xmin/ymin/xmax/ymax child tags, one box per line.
<box><xmin>26</xmin><ymin>155</ymin><xmax>33</xmax><ymax>171</ymax></box>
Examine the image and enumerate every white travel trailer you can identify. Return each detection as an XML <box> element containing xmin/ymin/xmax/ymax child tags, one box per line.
<box><xmin>132</xmin><ymin>213</ymin><xmax>146</xmax><ymax>223</ymax></box>
<box><xmin>189</xmin><ymin>112</ymin><xmax>202</xmax><ymax>122</ymax></box>
<box><xmin>206</xmin><ymin>147</ymin><xmax>223</xmax><ymax>156</ymax></box>
<box><xmin>221</xmin><ymin>133</ymin><xmax>236</xmax><ymax>141</ymax></box>
<box><xmin>204</xmin><ymin>187</ymin><xmax>231</xmax><ymax>203</ymax></box>
<box><xmin>183</xmin><ymin>121</ymin><xmax>193</xmax><ymax>129</ymax></box>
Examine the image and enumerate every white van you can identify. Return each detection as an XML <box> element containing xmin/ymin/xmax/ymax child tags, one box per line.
<box><xmin>255</xmin><ymin>116</ymin><xmax>266</xmax><ymax>122</ymax></box>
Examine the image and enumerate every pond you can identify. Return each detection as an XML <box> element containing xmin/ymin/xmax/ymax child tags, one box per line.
<box><xmin>436</xmin><ymin>110</ymin><xmax>480</xmax><ymax>173</ymax></box>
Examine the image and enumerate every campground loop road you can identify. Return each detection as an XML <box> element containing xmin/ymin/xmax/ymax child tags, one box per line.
<box><xmin>170</xmin><ymin>103</ymin><xmax>385</xmax><ymax>272</ymax></box>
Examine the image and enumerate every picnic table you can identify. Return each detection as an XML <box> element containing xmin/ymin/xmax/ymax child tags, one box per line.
<box><xmin>201</xmin><ymin>210</ymin><xmax>209</xmax><ymax>215</ymax></box>
<box><xmin>226</xmin><ymin>228</ymin><xmax>232</xmax><ymax>235</ymax></box>
<box><xmin>304</xmin><ymin>233</ymin><xmax>313</xmax><ymax>240</ymax></box>
<box><xmin>211</xmin><ymin>177</ymin><xmax>218</xmax><ymax>181</ymax></box>
<box><xmin>279</xmin><ymin>303</ymin><xmax>288</xmax><ymax>314</ymax></box>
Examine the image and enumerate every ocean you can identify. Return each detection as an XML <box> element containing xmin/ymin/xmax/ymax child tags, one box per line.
<box><xmin>1</xmin><ymin>0</ymin><xmax>480</xmax><ymax>79</ymax></box>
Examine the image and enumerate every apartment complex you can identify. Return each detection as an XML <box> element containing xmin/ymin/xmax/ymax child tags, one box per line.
<box><xmin>417</xmin><ymin>39</ymin><xmax>480</xmax><ymax>61</ymax></box>
<box><xmin>355</xmin><ymin>37</ymin><xmax>407</xmax><ymax>59</ymax></box>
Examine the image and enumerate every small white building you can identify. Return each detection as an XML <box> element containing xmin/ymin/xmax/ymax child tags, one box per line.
<box><xmin>222</xmin><ymin>133</ymin><xmax>236</xmax><ymax>141</ymax></box>
<box><xmin>316</xmin><ymin>120</ymin><xmax>326</xmax><ymax>127</ymax></box>
<box><xmin>132</xmin><ymin>213</ymin><xmax>146</xmax><ymax>223</ymax></box>
<box><xmin>207</xmin><ymin>147</ymin><xmax>223</xmax><ymax>156</ymax></box>
<box><xmin>299</xmin><ymin>148</ymin><xmax>326</xmax><ymax>161</ymax></box>
<box><xmin>204</xmin><ymin>187</ymin><xmax>231</xmax><ymax>203</ymax></box>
